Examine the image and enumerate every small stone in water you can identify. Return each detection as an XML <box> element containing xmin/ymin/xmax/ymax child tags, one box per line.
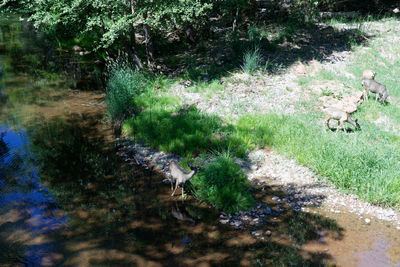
<box><xmin>231</xmin><ymin>221</ymin><xmax>242</xmax><ymax>227</ymax></box>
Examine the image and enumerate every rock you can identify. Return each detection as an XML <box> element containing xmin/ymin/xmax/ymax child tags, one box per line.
<box><xmin>183</xmin><ymin>80</ymin><xmax>192</xmax><ymax>87</ymax></box>
<box><xmin>220</xmin><ymin>219</ymin><xmax>229</xmax><ymax>224</ymax></box>
<box><xmin>393</xmin><ymin>8</ymin><xmax>400</xmax><ymax>14</ymax></box>
<box><xmin>320</xmin><ymin>91</ymin><xmax>363</xmax><ymax>114</ymax></box>
<box><xmin>291</xmin><ymin>61</ymin><xmax>307</xmax><ymax>75</ymax></box>
<box><xmin>265</xmin><ymin>230</ymin><xmax>272</xmax><ymax>236</ymax></box>
<box><xmin>73</xmin><ymin>45</ymin><xmax>82</xmax><ymax>52</ymax></box>
<box><xmin>365</xmin><ymin>218</ymin><xmax>371</xmax><ymax>224</ymax></box>
<box><xmin>241</xmin><ymin>215</ymin><xmax>250</xmax><ymax>222</ymax></box>
<box><xmin>264</xmin><ymin>207</ymin><xmax>272</xmax><ymax>215</ymax></box>
<box><xmin>319</xmin><ymin>11</ymin><xmax>360</xmax><ymax>19</ymax></box>
<box><xmin>231</xmin><ymin>221</ymin><xmax>242</xmax><ymax>227</ymax></box>
<box><xmin>308</xmin><ymin>60</ymin><xmax>322</xmax><ymax>75</ymax></box>
<box><xmin>251</xmin><ymin>231</ymin><xmax>262</xmax><ymax>236</ymax></box>
<box><xmin>272</xmin><ymin>196</ymin><xmax>280</xmax><ymax>201</ymax></box>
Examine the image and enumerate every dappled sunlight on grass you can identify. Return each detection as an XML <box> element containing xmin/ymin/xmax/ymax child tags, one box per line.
<box><xmin>123</xmin><ymin>105</ymin><xmax>247</xmax><ymax>158</ymax></box>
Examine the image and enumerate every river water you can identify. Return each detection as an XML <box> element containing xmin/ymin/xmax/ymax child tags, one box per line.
<box><xmin>0</xmin><ymin>14</ymin><xmax>400</xmax><ymax>267</ymax></box>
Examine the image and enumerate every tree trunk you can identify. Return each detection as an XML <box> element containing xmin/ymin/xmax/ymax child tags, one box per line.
<box><xmin>232</xmin><ymin>7</ymin><xmax>239</xmax><ymax>33</ymax></box>
<box><xmin>127</xmin><ymin>30</ymin><xmax>143</xmax><ymax>71</ymax></box>
<box><xmin>143</xmin><ymin>23</ymin><xmax>155</xmax><ymax>68</ymax></box>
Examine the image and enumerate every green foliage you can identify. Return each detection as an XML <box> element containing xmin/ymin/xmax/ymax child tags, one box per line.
<box><xmin>270</xmin><ymin>0</ymin><xmax>322</xmax><ymax>22</ymax></box>
<box><xmin>105</xmin><ymin>68</ymin><xmax>146</xmax><ymax>121</ymax></box>
<box><xmin>191</xmin><ymin>155</ymin><xmax>255</xmax><ymax>214</ymax></box>
<box><xmin>241</xmin><ymin>47</ymin><xmax>262</xmax><ymax>74</ymax></box>
<box><xmin>25</xmin><ymin>0</ymin><xmax>211</xmax><ymax>52</ymax></box>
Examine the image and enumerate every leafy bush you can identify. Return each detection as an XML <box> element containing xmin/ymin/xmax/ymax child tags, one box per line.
<box><xmin>105</xmin><ymin>68</ymin><xmax>146</xmax><ymax>121</ymax></box>
<box><xmin>191</xmin><ymin>155</ymin><xmax>255</xmax><ymax>214</ymax></box>
<box><xmin>241</xmin><ymin>47</ymin><xmax>262</xmax><ymax>74</ymax></box>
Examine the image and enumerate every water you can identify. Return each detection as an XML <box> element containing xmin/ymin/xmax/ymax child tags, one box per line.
<box><xmin>1</xmin><ymin>14</ymin><xmax>400</xmax><ymax>267</ymax></box>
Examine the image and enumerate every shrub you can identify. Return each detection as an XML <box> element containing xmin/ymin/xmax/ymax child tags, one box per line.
<box><xmin>241</xmin><ymin>47</ymin><xmax>262</xmax><ymax>74</ymax></box>
<box><xmin>105</xmin><ymin>68</ymin><xmax>146</xmax><ymax>121</ymax></box>
<box><xmin>191</xmin><ymin>155</ymin><xmax>255</xmax><ymax>214</ymax></box>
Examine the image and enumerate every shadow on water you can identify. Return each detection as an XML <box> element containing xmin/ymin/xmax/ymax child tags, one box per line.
<box><xmin>0</xmin><ymin>112</ymin><xmax>341</xmax><ymax>266</ymax></box>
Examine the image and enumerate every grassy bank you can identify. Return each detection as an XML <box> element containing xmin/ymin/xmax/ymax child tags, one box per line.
<box><xmin>106</xmin><ymin>16</ymin><xmax>400</xmax><ymax>211</ymax></box>
<box><xmin>236</xmin><ymin>113</ymin><xmax>400</xmax><ymax>206</ymax></box>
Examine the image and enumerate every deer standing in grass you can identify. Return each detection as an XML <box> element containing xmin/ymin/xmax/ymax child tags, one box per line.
<box><xmin>169</xmin><ymin>160</ymin><xmax>196</xmax><ymax>199</ymax></box>
<box><xmin>323</xmin><ymin>106</ymin><xmax>360</xmax><ymax>132</ymax></box>
<box><xmin>362</xmin><ymin>78</ymin><xmax>388</xmax><ymax>103</ymax></box>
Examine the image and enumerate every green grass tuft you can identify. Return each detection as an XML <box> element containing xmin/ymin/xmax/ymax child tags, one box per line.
<box><xmin>191</xmin><ymin>155</ymin><xmax>255</xmax><ymax>214</ymax></box>
<box><xmin>105</xmin><ymin>68</ymin><xmax>146</xmax><ymax>121</ymax></box>
<box><xmin>241</xmin><ymin>47</ymin><xmax>262</xmax><ymax>74</ymax></box>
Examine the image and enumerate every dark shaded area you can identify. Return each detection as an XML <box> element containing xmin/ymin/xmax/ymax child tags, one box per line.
<box><xmin>8</xmin><ymin>112</ymin><xmax>342</xmax><ymax>266</ymax></box>
<box><xmin>157</xmin><ymin>17</ymin><xmax>370</xmax><ymax>83</ymax></box>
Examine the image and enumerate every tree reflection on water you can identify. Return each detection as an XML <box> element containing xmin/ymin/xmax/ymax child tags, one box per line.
<box><xmin>0</xmin><ymin>127</ymin><xmax>67</xmax><ymax>266</ymax></box>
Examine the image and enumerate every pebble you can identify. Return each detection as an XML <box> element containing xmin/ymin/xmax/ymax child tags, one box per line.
<box><xmin>251</xmin><ymin>231</ymin><xmax>261</xmax><ymax>236</ymax></box>
<box><xmin>219</xmin><ymin>219</ymin><xmax>229</xmax><ymax>224</ymax></box>
<box><xmin>231</xmin><ymin>221</ymin><xmax>242</xmax><ymax>227</ymax></box>
<box><xmin>264</xmin><ymin>207</ymin><xmax>272</xmax><ymax>214</ymax></box>
<box><xmin>365</xmin><ymin>218</ymin><xmax>371</xmax><ymax>224</ymax></box>
<box><xmin>265</xmin><ymin>230</ymin><xmax>272</xmax><ymax>236</ymax></box>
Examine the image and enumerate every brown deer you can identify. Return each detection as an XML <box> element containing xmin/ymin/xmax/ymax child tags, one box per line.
<box><xmin>362</xmin><ymin>78</ymin><xmax>388</xmax><ymax>103</ymax></box>
<box><xmin>323</xmin><ymin>106</ymin><xmax>360</xmax><ymax>132</ymax></box>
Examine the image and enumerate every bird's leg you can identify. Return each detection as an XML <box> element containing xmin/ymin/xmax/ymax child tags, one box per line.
<box><xmin>171</xmin><ymin>181</ymin><xmax>179</xmax><ymax>196</ymax></box>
